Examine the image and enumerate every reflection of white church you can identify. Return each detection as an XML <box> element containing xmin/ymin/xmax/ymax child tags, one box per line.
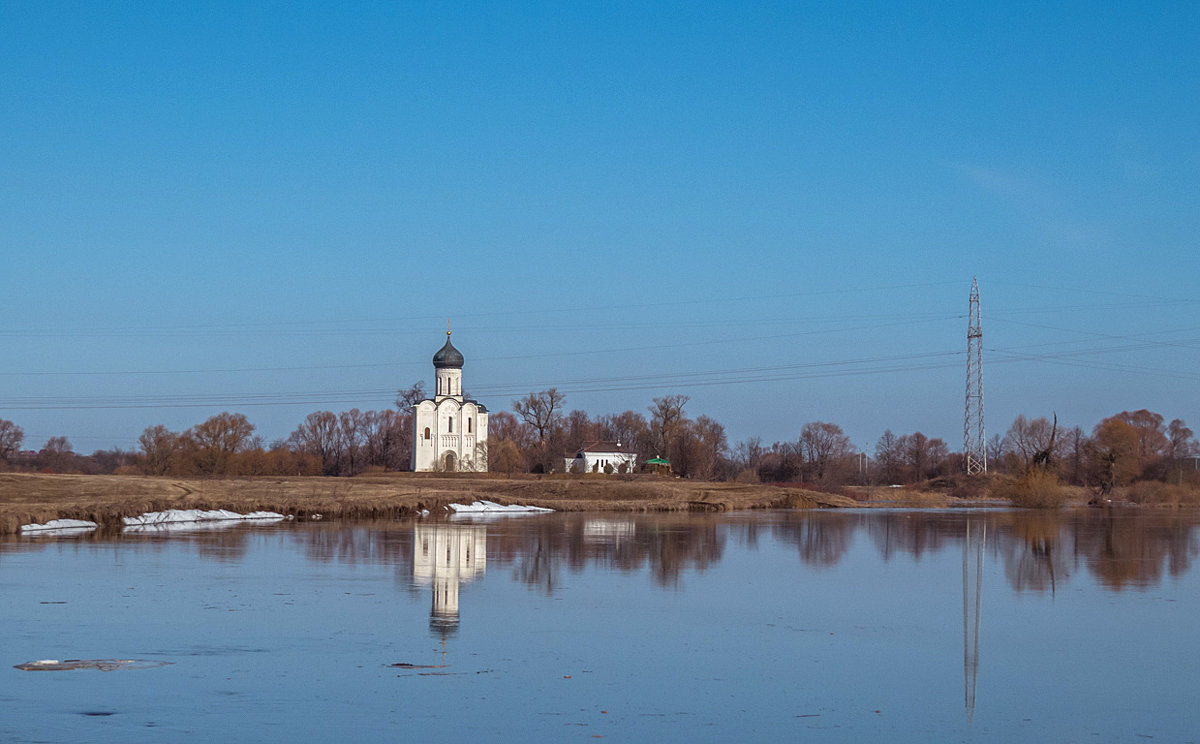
<box><xmin>413</xmin><ymin>523</ymin><xmax>487</xmax><ymax>634</ymax></box>
<box><xmin>411</xmin><ymin>332</ymin><xmax>489</xmax><ymax>472</ymax></box>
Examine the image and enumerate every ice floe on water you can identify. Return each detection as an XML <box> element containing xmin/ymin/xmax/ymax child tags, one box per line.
<box><xmin>448</xmin><ymin>500</ymin><xmax>553</xmax><ymax>520</ymax></box>
<box><xmin>19</xmin><ymin>519</ymin><xmax>98</xmax><ymax>534</ymax></box>
<box><xmin>14</xmin><ymin>659</ymin><xmax>173</xmax><ymax>672</ymax></box>
<box><xmin>122</xmin><ymin>509</ymin><xmax>287</xmax><ymax>532</ymax></box>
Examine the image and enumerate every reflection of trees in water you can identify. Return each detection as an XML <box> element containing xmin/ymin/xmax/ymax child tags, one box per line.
<box><xmin>866</xmin><ymin>512</ymin><xmax>959</xmax><ymax>562</ymax></box>
<box><xmin>993</xmin><ymin>510</ymin><xmax>1197</xmax><ymax>592</ymax></box>
<box><xmin>17</xmin><ymin>509</ymin><xmax>1192</xmax><ymax>595</ymax></box>
<box><xmin>299</xmin><ymin>522</ymin><xmax>413</xmax><ymax>569</ymax></box>
<box><xmin>771</xmin><ymin>512</ymin><xmax>855</xmax><ymax>566</ymax></box>
<box><xmin>860</xmin><ymin>509</ymin><xmax>1199</xmax><ymax>593</ymax></box>
<box><xmin>486</xmin><ymin>516</ymin><xmax>726</xmax><ymax>591</ymax></box>
<box><xmin>1071</xmin><ymin>510</ymin><xmax>1199</xmax><ymax>590</ymax></box>
<box><xmin>998</xmin><ymin>512</ymin><xmax>1074</xmax><ymax>594</ymax></box>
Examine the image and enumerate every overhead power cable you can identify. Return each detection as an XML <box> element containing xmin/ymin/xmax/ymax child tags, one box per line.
<box><xmin>0</xmin><ymin>316</ymin><xmax>959</xmax><ymax>376</ymax></box>
<box><xmin>2</xmin><ymin>280</ymin><xmax>963</xmax><ymax>337</ymax></box>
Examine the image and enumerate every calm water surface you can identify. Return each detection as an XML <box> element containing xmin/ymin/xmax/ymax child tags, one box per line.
<box><xmin>2</xmin><ymin>509</ymin><xmax>1198</xmax><ymax>742</ymax></box>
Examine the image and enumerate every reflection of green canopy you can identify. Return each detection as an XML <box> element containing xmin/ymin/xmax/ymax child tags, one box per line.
<box><xmin>645</xmin><ymin>457</ymin><xmax>670</xmax><ymax>465</ymax></box>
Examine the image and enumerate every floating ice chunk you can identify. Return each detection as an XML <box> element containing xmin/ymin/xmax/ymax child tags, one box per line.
<box><xmin>448</xmin><ymin>500</ymin><xmax>553</xmax><ymax>514</ymax></box>
<box><xmin>122</xmin><ymin>509</ymin><xmax>286</xmax><ymax>527</ymax></box>
<box><xmin>19</xmin><ymin>519</ymin><xmax>98</xmax><ymax>534</ymax></box>
<box><xmin>124</xmin><ymin>518</ymin><xmax>285</xmax><ymax>534</ymax></box>
<box><xmin>14</xmin><ymin>658</ymin><xmax>173</xmax><ymax>672</ymax></box>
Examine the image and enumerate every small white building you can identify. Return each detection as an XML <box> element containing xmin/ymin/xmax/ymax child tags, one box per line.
<box><xmin>564</xmin><ymin>441</ymin><xmax>637</xmax><ymax>474</ymax></box>
<box><xmin>411</xmin><ymin>332</ymin><xmax>489</xmax><ymax>472</ymax></box>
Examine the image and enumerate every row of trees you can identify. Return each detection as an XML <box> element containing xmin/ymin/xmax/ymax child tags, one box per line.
<box><xmin>2</xmin><ymin>391</ymin><xmax>1197</xmax><ymax>494</ymax></box>
<box><xmin>495</xmin><ymin>389</ymin><xmax>729</xmax><ymax>478</ymax></box>
<box><xmin>990</xmin><ymin>410</ymin><xmax>1198</xmax><ymax>494</ymax></box>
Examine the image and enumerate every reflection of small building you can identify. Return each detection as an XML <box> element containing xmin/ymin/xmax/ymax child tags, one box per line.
<box><xmin>564</xmin><ymin>441</ymin><xmax>637</xmax><ymax>474</ymax></box>
<box><xmin>583</xmin><ymin>519</ymin><xmax>636</xmax><ymax>544</ymax></box>
<box><xmin>413</xmin><ymin>523</ymin><xmax>487</xmax><ymax>635</ymax></box>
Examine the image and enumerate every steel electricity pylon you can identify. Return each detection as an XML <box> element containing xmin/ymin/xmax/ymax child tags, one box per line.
<box><xmin>964</xmin><ymin>277</ymin><xmax>986</xmax><ymax>474</ymax></box>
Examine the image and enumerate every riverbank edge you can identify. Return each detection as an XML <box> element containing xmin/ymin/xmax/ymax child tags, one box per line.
<box><xmin>1</xmin><ymin>472</ymin><xmax>875</xmax><ymax>535</ymax></box>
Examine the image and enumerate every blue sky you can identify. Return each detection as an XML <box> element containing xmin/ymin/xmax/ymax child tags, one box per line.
<box><xmin>1</xmin><ymin>1</ymin><xmax>1197</xmax><ymax>454</ymax></box>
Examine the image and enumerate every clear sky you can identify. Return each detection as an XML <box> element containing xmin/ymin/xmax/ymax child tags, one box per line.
<box><xmin>2</xmin><ymin>1</ymin><xmax>1197</xmax><ymax>454</ymax></box>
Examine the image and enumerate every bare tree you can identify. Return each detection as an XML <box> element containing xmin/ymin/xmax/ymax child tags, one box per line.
<box><xmin>513</xmin><ymin>388</ymin><xmax>566</xmax><ymax>472</ymax></box>
<box><xmin>1066</xmin><ymin>425</ymin><xmax>1087</xmax><ymax>485</ymax></box>
<box><xmin>514</xmin><ymin>388</ymin><xmax>566</xmax><ymax>443</ymax></box>
<box><xmin>138</xmin><ymin>424</ymin><xmax>184</xmax><ymax>476</ymax></box>
<box><xmin>598</xmin><ymin>410</ymin><xmax>651</xmax><ymax>461</ymax></box>
<box><xmin>986</xmin><ymin>434</ymin><xmax>1005</xmax><ymax>474</ymax></box>
<box><xmin>288</xmin><ymin>411</ymin><xmax>345</xmax><ymax>475</ymax></box>
<box><xmin>874</xmin><ymin>429</ymin><xmax>903</xmax><ymax>484</ymax></box>
<box><xmin>898</xmin><ymin>432</ymin><xmax>931</xmax><ymax>482</ymax></box>
<box><xmin>362</xmin><ymin>409</ymin><xmax>407</xmax><ymax>470</ymax></box>
<box><xmin>757</xmin><ymin>441</ymin><xmax>802</xmax><ymax>483</ymax></box>
<box><xmin>396</xmin><ymin>381</ymin><xmax>427</xmax><ymax>409</ymax></box>
<box><xmin>563</xmin><ymin>409</ymin><xmax>600</xmax><ymax>453</ymax></box>
<box><xmin>685</xmin><ymin>415</ymin><xmax>729</xmax><ymax>480</ymax></box>
<box><xmin>338</xmin><ymin>409</ymin><xmax>367</xmax><ymax>475</ymax></box>
<box><xmin>189</xmin><ymin>413</ymin><xmax>255</xmax><ymax>475</ymax></box>
<box><xmin>799</xmin><ymin>421</ymin><xmax>854</xmax><ymax>484</ymax></box>
<box><xmin>38</xmin><ymin>436</ymin><xmax>74</xmax><ymax>473</ymax></box>
<box><xmin>927</xmin><ymin>437</ymin><xmax>950</xmax><ymax>477</ymax></box>
<box><xmin>1168</xmin><ymin>418</ymin><xmax>1198</xmax><ymax>461</ymax></box>
<box><xmin>732</xmin><ymin>436</ymin><xmax>766</xmax><ymax>480</ymax></box>
<box><xmin>0</xmin><ymin>418</ymin><xmax>24</xmax><ymax>466</ymax></box>
<box><xmin>649</xmin><ymin>394</ymin><xmax>689</xmax><ymax>460</ymax></box>
<box><xmin>1002</xmin><ymin>414</ymin><xmax>1065</xmax><ymax>470</ymax></box>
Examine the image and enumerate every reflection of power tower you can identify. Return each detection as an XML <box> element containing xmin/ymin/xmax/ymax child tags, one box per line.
<box><xmin>963</xmin><ymin>520</ymin><xmax>986</xmax><ymax>722</ymax></box>
<box><xmin>964</xmin><ymin>277</ymin><xmax>987</xmax><ymax>474</ymax></box>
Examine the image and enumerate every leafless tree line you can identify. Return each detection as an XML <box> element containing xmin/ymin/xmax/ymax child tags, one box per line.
<box><xmin>1</xmin><ymin>387</ymin><xmax>1196</xmax><ymax>494</ymax></box>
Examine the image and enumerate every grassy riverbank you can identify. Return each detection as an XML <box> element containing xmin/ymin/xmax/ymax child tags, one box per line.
<box><xmin>0</xmin><ymin>472</ymin><xmax>866</xmax><ymax>535</ymax></box>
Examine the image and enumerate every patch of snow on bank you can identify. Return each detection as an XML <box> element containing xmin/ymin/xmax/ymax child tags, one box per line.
<box><xmin>122</xmin><ymin>509</ymin><xmax>285</xmax><ymax>527</ymax></box>
<box><xmin>19</xmin><ymin>519</ymin><xmax>98</xmax><ymax>534</ymax></box>
<box><xmin>448</xmin><ymin>500</ymin><xmax>553</xmax><ymax>514</ymax></box>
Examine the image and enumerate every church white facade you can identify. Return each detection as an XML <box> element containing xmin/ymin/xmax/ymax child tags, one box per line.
<box><xmin>411</xmin><ymin>332</ymin><xmax>489</xmax><ymax>472</ymax></box>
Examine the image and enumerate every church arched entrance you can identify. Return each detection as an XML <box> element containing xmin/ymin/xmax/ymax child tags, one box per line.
<box><xmin>442</xmin><ymin>451</ymin><xmax>457</xmax><ymax>472</ymax></box>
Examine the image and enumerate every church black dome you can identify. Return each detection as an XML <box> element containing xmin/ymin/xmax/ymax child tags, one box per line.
<box><xmin>433</xmin><ymin>333</ymin><xmax>465</xmax><ymax>368</ymax></box>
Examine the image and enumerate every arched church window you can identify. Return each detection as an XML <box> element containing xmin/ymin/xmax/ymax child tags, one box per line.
<box><xmin>424</xmin><ymin>427</ymin><xmax>430</xmax><ymax>441</ymax></box>
<box><xmin>467</xmin><ymin>418</ymin><xmax>472</xmax><ymax>434</ymax></box>
<box><xmin>448</xmin><ymin>417</ymin><xmax>453</xmax><ymax>433</ymax></box>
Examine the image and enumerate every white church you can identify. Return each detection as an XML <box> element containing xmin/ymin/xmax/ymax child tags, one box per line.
<box><xmin>411</xmin><ymin>332</ymin><xmax>489</xmax><ymax>472</ymax></box>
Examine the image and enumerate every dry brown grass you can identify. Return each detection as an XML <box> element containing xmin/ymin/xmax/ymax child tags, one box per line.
<box><xmin>1119</xmin><ymin>480</ymin><xmax>1200</xmax><ymax>506</ymax></box>
<box><xmin>996</xmin><ymin>470</ymin><xmax>1072</xmax><ymax>508</ymax></box>
<box><xmin>0</xmin><ymin>472</ymin><xmax>855</xmax><ymax>535</ymax></box>
<box><xmin>842</xmin><ymin>485</ymin><xmax>956</xmax><ymax>507</ymax></box>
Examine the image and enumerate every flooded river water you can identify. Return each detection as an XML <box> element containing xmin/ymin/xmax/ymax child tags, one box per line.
<box><xmin>2</xmin><ymin>508</ymin><xmax>1198</xmax><ymax>742</ymax></box>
